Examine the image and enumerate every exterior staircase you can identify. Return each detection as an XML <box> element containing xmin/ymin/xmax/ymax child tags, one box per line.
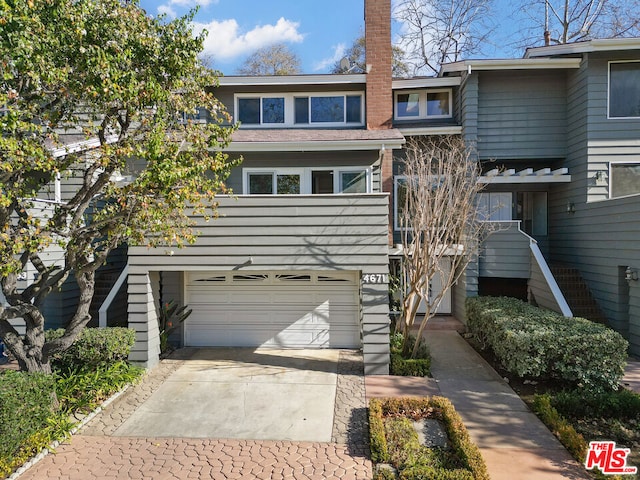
<box><xmin>550</xmin><ymin>265</ymin><xmax>609</xmax><ymax>324</ymax></box>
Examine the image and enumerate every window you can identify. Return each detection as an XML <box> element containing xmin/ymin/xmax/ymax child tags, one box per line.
<box><xmin>238</xmin><ymin>98</ymin><xmax>260</xmax><ymax>124</ymax></box>
<box><xmin>244</xmin><ymin>167</ymin><xmax>370</xmax><ymax>194</ymax></box>
<box><xmin>312</xmin><ymin>170</ymin><xmax>334</xmax><ymax>194</ymax></box>
<box><xmin>340</xmin><ymin>171</ymin><xmax>367</xmax><ymax>193</ymax></box>
<box><xmin>609</xmin><ymin>61</ymin><xmax>640</xmax><ymax>118</ymax></box>
<box><xmin>235</xmin><ymin>92</ymin><xmax>364</xmax><ymax>127</ymax></box>
<box><xmin>247</xmin><ymin>171</ymin><xmax>301</xmax><ymax>194</ymax></box>
<box><xmin>477</xmin><ymin>191</ymin><xmax>548</xmax><ymax>236</ymax></box>
<box><xmin>610</xmin><ymin>163</ymin><xmax>640</xmax><ymax>198</ymax></box>
<box><xmin>394</xmin><ymin>89</ymin><xmax>452</xmax><ymax>120</ymax></box>
<box><xmin>396</xmin><ymin>93</ymin><xmax>420</xmax><ymax>118</ymax></box>
<box><xmin>296</xmin><ymin>95</ymin><xmax>362</xmax><ymax>124</ymax></box>
<box><xmin>427</xmin><ymin>91</ymin><xmax>450</xmax><ymax>117</ymax></box>
<box><xmin>478</xmin><ymin>192</ymin><xmax>512</xmax><ymax>221</ymax></box>
<box><xmin>237</xmin><ymin>96</ymin><xmax>285</xmax><ymax>125</ymax></box>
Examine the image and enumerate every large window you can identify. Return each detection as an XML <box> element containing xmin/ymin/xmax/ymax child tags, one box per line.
<box><xmin>235</xmin><ymin>92</ymin><xmax>363</xmax><ymax>127</ymax></box>
<box><xmin>609</xmin><ymin>61</ymin><xmax>640</xmax><ymax>118</ymax></box>
<box><xmin>295</xmin><ymin>95</ymin><xmax>362</xmax><ymax>124</ymax></box>
<box><xmin>610</xmin><ymin>162</ymin><xmax>640</xmax><ymax>198</ymax></box>
<box><xmin>394</xmin><ymin>89</ymin><xmax>452</xmax><ymax>120</ymax></box>
<box><xmin>245</xmin><ymin>167</ymin><xmax>370</xmax><ymax>194</ymax></box>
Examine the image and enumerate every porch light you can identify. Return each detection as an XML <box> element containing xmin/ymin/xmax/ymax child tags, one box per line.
<box><xmin>566</xmin><ymin>202</ymin><xmax>575</xmax><ymax>214</ymax></box>
<box><xmin>625</xmin><ymin>267</ymin><xmax>638</xmax><ymax>282</ymax></box>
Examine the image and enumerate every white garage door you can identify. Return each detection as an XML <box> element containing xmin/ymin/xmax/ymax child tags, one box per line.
<box><xmin>185</xmin><ymin>271</ymin><xmax>360</xmax><ymax>348</ymax></box>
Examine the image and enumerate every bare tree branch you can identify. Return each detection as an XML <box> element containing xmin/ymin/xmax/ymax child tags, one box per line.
<box><xmin>398</xmin><ymin>136</ymin><xmax>490</xmax><ymax>357</ymax></box>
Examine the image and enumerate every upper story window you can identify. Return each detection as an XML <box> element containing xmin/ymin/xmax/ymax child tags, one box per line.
<box><xmin>610</xmin><ymin>162</ymin><xmax>640</xmax><ymax>198</ymax></box>
<box><xmin>238</xmin><ymin>97</ymin><xmax>285</xmax><ymax>125</ymax></box>
<box><xmin>235</xmin><ymin>92</ymin><xmax>364</xmax><ymax>127</ymax></box>
<box><xmin>608</xmin><ymin>61</ymin><xmax>640</xmax><ymax>118</ymax></box>
<box><xmin>244</xmin><ymin>167</ymin><xmax>370</xmax><ymax>194</ymax></box>
<box><xmin>394</xmin><ymin>89</ymin><xmax>452</xmax><ymax>120</ymax></box>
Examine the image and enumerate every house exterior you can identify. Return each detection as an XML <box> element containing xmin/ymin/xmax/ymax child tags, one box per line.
<box><xmin>96</xmin><ymin>3</ymin><xmax>640</xmax><ymax>368</ymax></box>
<box><xmin>439</xmin><ymin>39</ymin><xmax>640</xmax><ymax>357</ymax></box>
<box><xmin>121</xmin><ymin>0</ymin><xmax>400</xmax><ymax>375</ymax></box>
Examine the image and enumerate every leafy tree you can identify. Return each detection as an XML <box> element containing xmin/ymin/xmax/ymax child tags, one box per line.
<box><xmin>0</xmin><ymin>0</ymin><xmax>237</xmax><ymax>373</ymax></box>
<box><xmin>394</xmin><ymin>0</ymin><xmax>494</xmax><ymax>75</ymax></box>
<box><xmin>517</xmin><ymin>0</ymin><xmax>640</xmax><ymax>47</ymax></box>
<box><xmin>330</xmin><ymin>35</ymin><xmax>410</xmax><ymax>78</ymax></box>
<box><xmin>237</xmin><ymin>43</ymin><xmax>301</xmax><ymax>75</ymax></box>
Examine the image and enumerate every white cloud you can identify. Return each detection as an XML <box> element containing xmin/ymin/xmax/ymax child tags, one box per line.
<box><xmin>313</xmin><ymin>43</ymin><xmax>346</xmax><ymax>72</ymax></box>
<box><xmin>194</xmin><ymin>17</ymin><xmax>304</xmax><ymax>61</ymax></box>
<box><xmin>157</xmin><ymin>5</ymin><xmax>177</xmax><ymax>19</ymax></box>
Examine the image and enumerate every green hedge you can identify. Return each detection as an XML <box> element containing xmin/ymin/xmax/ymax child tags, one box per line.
<box><xmin>0</xmin><ymin>371</ymin><xmax>56</xmax><ymax>468</ymax></box>
<box><xmin>465</xmin><ymin>296</ymin><xmax>628</xmax><ymax>391</ymax></box>
<box><xmin>551</xmin><ymin>388</ymin><xmax>640</xmax><ymax>419</ymax></box>
<box><xmin>369</xmin><ymin>397</ymin><xmax>489</xmax><ymax>480</ymax></box>
<box><xmin>46</xmin><ymin>327</ymin><xmax>136</xmax><ymax>371</ymax></box>
<box><xmin>390</xmin><ymin>332</ymin><xmax>431</xmax><ymax>377</ymax></box>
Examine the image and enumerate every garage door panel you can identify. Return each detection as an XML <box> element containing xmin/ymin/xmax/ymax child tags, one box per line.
<box><xmin>184</xmin><ymin>271</ymin><xmax>360</xmax><ymax>349</ymax></box>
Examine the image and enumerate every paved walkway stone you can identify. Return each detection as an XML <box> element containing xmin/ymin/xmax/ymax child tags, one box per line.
<box><xmin>17</xmin><ymin>436</ymin><xmax>371</xmax><ymax>480</ymax></box>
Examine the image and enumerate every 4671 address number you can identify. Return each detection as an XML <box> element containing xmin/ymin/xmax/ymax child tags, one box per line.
<box><xmin>361</xmin><ymin>274</ymin><xmax>388</xmax><ymax>284</ymax></box>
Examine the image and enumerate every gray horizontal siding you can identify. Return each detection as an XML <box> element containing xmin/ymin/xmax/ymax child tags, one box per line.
<box><xmin>548</xmin><ymin>194</ymin><xmax>640</xmax><ymax>355</ymax></box>
<box><xmin>479</xmin><ymin>222</ymin><xmax>530</xmax><ymax>278</ymax></box>
<box><xmin>128</xmin><ymin>193</ymin><xmax>391</xmax><ymax>374</ymax></box>
<box><xmin>476</xmin><ymin>71</ymin><xmax>567</xmax><ymax>159</ymax></box>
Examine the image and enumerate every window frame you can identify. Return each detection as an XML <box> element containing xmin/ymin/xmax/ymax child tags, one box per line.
<box><xmin>609</xmin><ymin>161</ymin><xmax>640</xmax><ymax>199</ymax></box>
<box><xmin>234</xmin><ymin>92</ymin><xmax>365</xmax><ymax>128</ymax></box>
<box><xmin>393</xmin><ymin>89</ymin><xmax>453</xmax><ymax>121</ymax></box>
<box><xmin>607</xmin><ymin>60</ymin><xmax>640</xmax><ymax>119</ymax></box>
<box><xmin>243</xmin><ymin>167</ymin><xmax>371</xmax><ymax>195</ymax></box>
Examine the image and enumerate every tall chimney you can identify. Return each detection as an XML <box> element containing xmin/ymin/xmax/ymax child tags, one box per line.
<box><xmin>365</xmin><ymin>0</ymin><xmax>392</xmax><ymax>130</ymax></box>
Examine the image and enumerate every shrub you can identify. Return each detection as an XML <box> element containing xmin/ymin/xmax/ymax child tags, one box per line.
<box><xmin>55</xmin><ymin>361</ymin><xmax>144</xmax><ymax>414</ymax></box>
<box><xmin>46</xmin><ymin>327</ymin><xmax>136</xmax><ymax>371</ymax></box>
<box><xmin>551</xmin><ymin>388</ymin><xmax>640</xmax><ymax>420</ymax></box>
<box><xmin>370</xmin><ymin>398</ymin><xmax>390</xmax><ymax>463</ymax></box>
<box><xmin>465</xmin><ymin>296</ymin><xmax>628</xmax><ymax>391</ymax></box>
<box><xmin>390</xmin><ymin>332</ymin><xmax>431</xmax><ymax>377</ymax></box>
<box><xmin>399</xmin><ymin>466</ymin><xmax>475</xmax><ymax>480</ymax></box>
<box><xmin>531</xmin><ymin>394</ymin><xmax>588</xmax><ymax>461</ymax></box>
<box><xmin>0</xmin><ymin>371</ymin><xmax>56</xmax><ymax>476</ymax></box>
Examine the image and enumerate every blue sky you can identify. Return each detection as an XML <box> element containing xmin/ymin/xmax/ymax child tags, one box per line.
<box><xmin>139</xmin><ymin>0</ymin><xmax>522</xmax><ymax>75</ymax></box>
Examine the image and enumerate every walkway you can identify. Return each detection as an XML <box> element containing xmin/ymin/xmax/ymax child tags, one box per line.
<box><xmin>366</xmin><ymin>329</ymin><xmax>590</xmax><ymax>480</ymax></box>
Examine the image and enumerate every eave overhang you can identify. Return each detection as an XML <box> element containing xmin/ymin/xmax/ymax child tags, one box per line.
<box><xmin>440</xmin><ymin>58</ymin><xmax>582</xmax><ymax>74</ymax></box>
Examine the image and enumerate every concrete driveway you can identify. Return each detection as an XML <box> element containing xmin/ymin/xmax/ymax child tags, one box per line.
<box><xmin>18</xmin><ymin>348</ymin><xmax>372</xmax><ymax>480</ymax></box>
<box><xmin>112</xmin><ymin>348</ymin><xmax>340</xmax><ymax>442</ymax></box>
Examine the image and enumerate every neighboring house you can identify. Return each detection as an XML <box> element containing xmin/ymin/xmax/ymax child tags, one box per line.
<box><xmin>99</xmin><ymin>2</ymin><xmax>640</xmax><ymax>369</ymax></box>
<box><xmin>439</xmin><ymin>39</ymin><xmax>640</xmax><ymax>357</ymax></box>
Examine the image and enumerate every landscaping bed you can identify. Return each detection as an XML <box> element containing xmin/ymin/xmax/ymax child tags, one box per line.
<box><xmin>370</xmin><ymin>397</ymin><xmax>489</xmax><ymax>480</ymax></box>
<box><xmin>390</xmin><ymin>332</ymin><xmax>431</xmax><ymax>377</ymax></box>
<box><xmin>0</xmin><ymin>327</ymin><xmax>143</xmax><ymax>479</ymax></box>
<box><xmin>465</xmin><ymin>296</ymin><xmax>639</xmax><ymax>478</ymax></box>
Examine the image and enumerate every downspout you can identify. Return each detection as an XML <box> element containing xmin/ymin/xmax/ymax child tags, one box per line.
<box><xmin>55</xmin><ymin>172</ymin><xmax>61</xmax><ymax>203</ymax></box>
<box><xmin>98</xmin><ymin>264</ymin><xmax>129</xmax><ymax>328</ymax></box>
